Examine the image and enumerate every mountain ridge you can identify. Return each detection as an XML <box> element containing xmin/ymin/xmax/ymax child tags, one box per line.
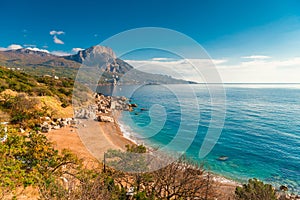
<box><xmin>0</xmin><ymin>46</ymin><xmax>191</xmax><ymax>84</ymax></box>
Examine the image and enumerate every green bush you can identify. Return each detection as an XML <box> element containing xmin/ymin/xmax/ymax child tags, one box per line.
<box><xmin>0</xmin><ymin>128</ymin><xmax>81</xmax><ymax>197</ymax></box>
<box><xmin>235</xmin><ymin>178</ymin><xmax>276</xmax><ymax>200</ymax></box>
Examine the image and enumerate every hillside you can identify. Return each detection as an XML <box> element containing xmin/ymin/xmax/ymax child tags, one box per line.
<box><xmin>0</xmin><ymin>66</ymin><xmax>74</xmax><ymax>105</ymax></box>
<box><xmin>0</xmin><ymin>48</ymin><xmax>79</xmax><ymax>78</ymax></box>
<box><xmin>0</xmin><ymin>46</ymin><xmax>191</xmax><ymax>85</ymax></box>
<box><xmin>0</xmin><ymin>66</ymin><xmax>92</xmax><ymax>124</ymax></box>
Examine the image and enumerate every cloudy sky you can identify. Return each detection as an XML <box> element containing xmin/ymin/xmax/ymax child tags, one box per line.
<box><xmin>1</xmin><ymin>0</ymin><xmax>300</xmax><ymax>83</ymax></box>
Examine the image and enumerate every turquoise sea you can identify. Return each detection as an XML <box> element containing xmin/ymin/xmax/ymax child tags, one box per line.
<box><xmin>98</xmin><ymin>84</ymin><xmax>300</xmax><ymax>193</ymax></box>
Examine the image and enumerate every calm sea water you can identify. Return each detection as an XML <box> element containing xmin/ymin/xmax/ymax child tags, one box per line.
<box><xmin>98</xmin><ymin>84</ymin><xmax>300</xmax><ymax>192</ymax></box>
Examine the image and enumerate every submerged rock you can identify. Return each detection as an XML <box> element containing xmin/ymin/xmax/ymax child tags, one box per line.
<box><xmin>217</xmin><ymin>156</ymin><xmax>229</xmax><ymax>161</ymax></box>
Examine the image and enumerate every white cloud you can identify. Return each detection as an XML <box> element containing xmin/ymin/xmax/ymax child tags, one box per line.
<box><xmin>51</xmin><ymin>51</ymin><xmax>71</xmax><ymax>56</ymax></box>
<box><xmin>26</xmin><ymin>47</ymin><xmax>49</xmax><ymax>53</ymax></box>
<box><xmin>216</xmin><ymin>57</ymin><xmax>300</xmax><ymax>83</ymax></box>
<box><xmin>125</xmin><ymin>58</ymin><xmax>227</xmax><ymax>83</ymax></box>
<box><xmin>53</xmin><ymin>35</ymin><xmax>64</xmax><ymax>44</ymax></box>
<box><xmin>50</xmin><ymin>30</ymin><xmax>65</xmax><ymax>45</ymax></box>
<box><xmin>50</xmin><ymin>30</ymin><xmax>65</xmax><ymax>35</ymax></box>
<box><xmin>7</xmin><ymin>44</ymin><xmax>23</xmax><ymax>50</ymax></box>
<box><xmin>0</xmin><ymin>44</ymin><xmax>50</xmax><ymax>54</ymax></box>
<box><xmin>72</xmin><ymin>47</ymin><xmax>84</xmax><ymax>53</ymax></box>
<box><xmin>151</xmin><ymin>57</ymin><xmax>174</xmax><ymax>61</ymax></box>
<box><xmin>0</xmin><ymin>44</ymin><xmax>23</xmax><ymax>51</ymax></box>
<box><xmin>241</xmin><ymin>55</ymin><xmax>271</xmax><ymax>59</ymax></box>
<box><xmin>125</xmin><ymin>57</ymin><xmax>300</xmax><ymax>83</ymax></box>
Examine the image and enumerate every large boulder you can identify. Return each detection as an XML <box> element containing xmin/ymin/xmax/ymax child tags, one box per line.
<box><xmin>97</xmin><ymin>115</ymin><xmax>114</xmax><ymax>123</ymax></box>
<box><xmin>279</xmin><ymin>185</ymin><xmax>288</xmax><ymax>191</ymax></box>
<box><xmin>52</xmin><ymin>125</ymin><xmax>61</xmax><ymax>130</ymax></box>
<box><xmin>130</xmin><ymin>103</ymin><xmax>138</xmax><ymax>108</ymax></box>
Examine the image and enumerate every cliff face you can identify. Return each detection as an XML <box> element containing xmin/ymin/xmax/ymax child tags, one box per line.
<box><xmin>64</xmin><ymin>46</ymin><xmax>116</xmax><ymax>63</ymax></box>
<box><xmin>64</xmin><ymin>46</ymin><xmax>133</xmax><ymax>74</ymax></box>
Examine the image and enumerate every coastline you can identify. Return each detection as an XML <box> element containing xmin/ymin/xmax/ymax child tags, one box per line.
<box><xmin>114</xmin><ymin>112</ymin><xmax>241</xmax><ymax>186</ymax></box>
<box><xmin>116</xmin><ymin>113</ymin><xmax>238</xmax><ymax>198</ymax></box>
<box><xmin>47</xmin><ymin>107</ymin><xmax>238</xmax><ymax>198</ymax></box>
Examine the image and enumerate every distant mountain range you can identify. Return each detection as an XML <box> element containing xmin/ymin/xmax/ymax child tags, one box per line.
<box><xmin>0</xmin><ymin>46</ymin><xmax>192</xmax><ymax>85</ymax></box>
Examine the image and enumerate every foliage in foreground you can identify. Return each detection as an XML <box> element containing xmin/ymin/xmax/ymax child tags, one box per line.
<box><xmin>235</xmin><ymin>178</ymin><xmax>277</xmax><ymax>200</ymax></box>
<box><xmin>0</xmin><ymin>127</ymin><xmax>80</xmax><ymax>199</ymax></box>
<box><xmin>0</xmin><ymin>125</ymin><xmax>283</xmax><ymax>200</ymax></box>
<box><xmin>0</xmin><ymin>130</ymin><xmax>216</xmax><ymax>200</ymax></box>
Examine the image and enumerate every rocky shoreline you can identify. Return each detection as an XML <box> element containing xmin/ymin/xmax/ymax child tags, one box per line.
<box><xmin>37</xmin><ymin>93</ymin><xmax>136</xmax><ymax>133</ymax></box>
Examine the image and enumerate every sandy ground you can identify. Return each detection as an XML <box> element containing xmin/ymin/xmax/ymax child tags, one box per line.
<box><xmin>46</xmin><ymin>126</ymin><xmax>96</xmax><ymax>161</ymax></box>
<box><xmin>76</xmin><ymin>119</ymin><xmax>134</xmax><ymax>161</ymax></box>
<box><xmin>46</xmin><ymin>119</ymin><xmax>134</xmax><ymax>164</ymax></box>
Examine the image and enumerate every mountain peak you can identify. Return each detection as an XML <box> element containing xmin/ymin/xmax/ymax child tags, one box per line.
<box><xmin>65</xmin><ymin>45</ymin><xmax>116</xmax><ymax>63</ymax></box>
<box><xmin>85</xmin><ymin>46</ymin><xmax>116</xmax><ymax>58</ymax></box>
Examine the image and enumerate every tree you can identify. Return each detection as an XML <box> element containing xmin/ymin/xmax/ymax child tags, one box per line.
<box><xmin>106</xmin><ymin>146</ymin><xmax>214</xmax><ymax>200</ymax></box>
<box><xmin>0</xmin><ymin>128</ymin><xmax>82</xmax><ymax>199</ymax></box>
<box><xmin>235</xmin><ymin>178</ymin><xmax>276</xmax><ymax>200</ymax></box>
<box><xmin>146</xmin><ymin>156</ymin><xmax>214</xmax><ymax>200</ymax></box>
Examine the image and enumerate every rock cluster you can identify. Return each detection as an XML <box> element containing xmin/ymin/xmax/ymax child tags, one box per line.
<box><xmin>278</xmin><ymin>193</ymin><xmax>300</xmax><ymax>200</ymax></box>
<box><xmin>38</xmin><ymin>93</ymin><xmax>138</xmax><ymax>134</ymax></box>
<box><xmin>39</xmin><ymin>117</ymin><xmax>78</xmax><ymax>133</ymax></box>
<box><xmin>95</xmin><ymin>94</ymin><xmax>112</xmax><ymax>113</ymax></box>
<box><xmin>277</xmin><ymin>186</ymin><xmax>300</xmax><ymax>200</ymax></box>
<box><xmin>74</xmin><ymin>93</ymin><xmax>137</xmax><ymax>123</ymax></box>
<box><xmin>110</xmin><ymin>96</ymin><xmax>135</xmax><ymax>111</ymax></box>
<box><xmin>75</xmin><ymin>105</ymin><xmax>97</xmax><ymax>119</ymax></box>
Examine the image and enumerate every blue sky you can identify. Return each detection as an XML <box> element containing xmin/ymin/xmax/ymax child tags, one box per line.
<box><xmin>1</xmin><ymin>0</ymin><xmax>300</xmax><ymax>82</ymax></box>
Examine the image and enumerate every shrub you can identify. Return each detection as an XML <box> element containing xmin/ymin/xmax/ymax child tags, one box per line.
<box><xmin>235</xmin><ymin>178</ymin><xmax>276</xmax><ymax>200</ymax></box>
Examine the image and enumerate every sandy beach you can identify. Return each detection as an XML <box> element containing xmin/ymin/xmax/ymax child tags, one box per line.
<box><xmin>46</xmin><ymin>118</ymin><xmax>134</xmax><ymax>163</ymax></box>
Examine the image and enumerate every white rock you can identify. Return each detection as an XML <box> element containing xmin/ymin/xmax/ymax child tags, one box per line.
<box><xmin>53</xmin><ymin>125</ymin><xmax>61</xmax><ymax>130</ymax></box>
<box><xmin>97</xmin><ymin>116</ymin><xmax>114</xmax><ymax>123</ymax></box>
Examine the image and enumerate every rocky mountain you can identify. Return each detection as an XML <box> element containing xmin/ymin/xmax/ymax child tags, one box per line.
<box><xmin>64</xmin><ymin>46</ymin><xmax>116</xmax><ymax>63</ymax></box>
<box><xmin>0</xmin><ymin>46</ymin><xmax>190</xmax><ymax>84</ymax></box>
<box><xmin>64</xmin><ymin>46</ymin><xmax>132</xmax><ymax>75</ymax></box>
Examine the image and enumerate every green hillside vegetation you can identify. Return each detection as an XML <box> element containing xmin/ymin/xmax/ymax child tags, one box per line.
<box><xmin>0</xmin><ymin>66</ymin><xmax>91</xmax><ymax>127</ymax></box>
<box><xmin>0</xmin><ymin>66</ymin><xmax>74</xmax><ymax>104</ymax></box>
